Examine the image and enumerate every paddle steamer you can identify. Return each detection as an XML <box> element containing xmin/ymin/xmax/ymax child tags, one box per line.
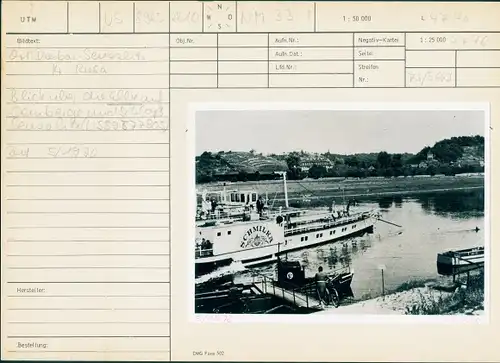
<box><xmin>195</xmin><ymin>173</ymin><xmax>378</xmax><ymax>276</ymax></box>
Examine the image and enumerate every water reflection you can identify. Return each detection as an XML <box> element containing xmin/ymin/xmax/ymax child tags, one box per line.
<box><xmin>316</xmin><ymin>248</ymin><xmax>325</xmax><ymax>261</ymax></box>
<box><xmin>339</xmin><ymin>246</ymin><xmax>352</xmax><ymax>268</ymax></box>
<box><xmin>371</xmin><ymin>190</ymin><xmax>483</xmax><ymax>219</ymax></box>
<box><xmin>416</xmin><ymin>190</ymin><xmax>484</xmax><ymax>219</ymax></box>
<box><xmin>394</xmin><ymin>195</ymin><xmax>403</xmax><ymax>208</ymax></box>
<box><xmin>326</xmin><ymin>247</ymin><xmax>338</xmax><ymax>269</ymax></box>
<box><xmin>378</xmin><ymin>196</ymin><xmax>393</xmax><ymax>210</ymax></box>
<box><xmin>300</xmin><ymin>250</ymin><xmax>309</xmax><ymax>266</ymax></box>
<box><xmin>359</xmin><ymin>237</ymin><xmax>371</xmax><ymax>252</ymax></box>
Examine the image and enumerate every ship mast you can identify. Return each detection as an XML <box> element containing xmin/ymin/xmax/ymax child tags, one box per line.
<box><xmin>281</xmin><ymin>171</ymin><xmax>289</xmax><ymax>208</ymax></box>
<box><xmin>342</xmin><ymin>184</ymin><xmax>346</xmax><ymax>209</ymax></box>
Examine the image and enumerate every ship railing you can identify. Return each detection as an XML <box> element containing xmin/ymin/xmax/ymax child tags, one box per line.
<box><xmin>195</xmin><ymin>246</ymin><xmax>214</xmax><ymax>258</ymax></box>
<box><xmin>196</xmin><ymin>208</ymin><xmax>266</xmax><ymax>223</ymax></box>
<box><xmin>250</xmin><ymin>272</ymin><xmax>314</xmax><ymax>309</ymax></box>
<box><xmin>452</xmin><ymin>253</ymin><xmax>483</xmax><ymax>265</ymax></box>
<box><xmin>452</xmin><ymin>247</ymin><xmax>485</xmax><ymax>257</ymax></box>
<box><xmin>284</xmin><ymin>215</ymin><xmax>368</xmax><ymax>236</ymax></box>
<box><xmin>196</xmin><ymin>209</ymin><xmax>235</xmax><ymax>221</ymax></box>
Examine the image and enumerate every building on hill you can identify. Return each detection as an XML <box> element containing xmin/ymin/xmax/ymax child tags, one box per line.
<box><xmin>455</xmin><ymin>156</ymin><xmax>484</xmax><ymax>168</ymax></box>
<box><xmin>299</xmin><ymin>157</ymin><xmax>334</xmax><ymax>172</ymax></box>
<box><xmin>428</xmin><ymin>159</ymin><xmax>440</xmax><ymax>167</ymax></box>
<box><xmin>463</xmin><ymin>146</ymin><xmax>477</xmax><ymax>153</ymax></box>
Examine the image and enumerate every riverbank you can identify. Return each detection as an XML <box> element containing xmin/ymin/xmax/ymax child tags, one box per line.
<box><xmin>198</xmin><ymin>174</ymin><xmax>484</xmax><ymax>202</ymax></box>
<box><xmin>317</xmin><ymin>274</ymin><xmax>485</xmax><ymax>316</ymax></box>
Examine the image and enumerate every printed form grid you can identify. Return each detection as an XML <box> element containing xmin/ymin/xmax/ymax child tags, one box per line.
<box><xmin>1</xmin><ymin>0</ymin><xmax>500</xmax><ymax>361</ymax></box>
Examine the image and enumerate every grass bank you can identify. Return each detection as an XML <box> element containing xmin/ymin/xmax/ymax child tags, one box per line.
<box><xmin>198</xmin><ymin>175</ymin><xmax>484</xmax><ymax>202</ymax></box>
<box><xmin>197</xmin><ymin>175</ymin><xmax>484</xmax><ymax>196</ymax></box>
<box><xmin>324</xmin><ymin>273</ymin><xmax>485</xmax><ymax>316</ymax></box>
<box><xmin>402</xmin><ymin>273</ymin><xmax>484</xmax><ymax>315</ymax></box>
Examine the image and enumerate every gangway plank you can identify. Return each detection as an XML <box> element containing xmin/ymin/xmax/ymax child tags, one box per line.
<box><xmin>256</xmin><ymin>281</ymin><xmax>323</xmax><ymax>310</ymax></box>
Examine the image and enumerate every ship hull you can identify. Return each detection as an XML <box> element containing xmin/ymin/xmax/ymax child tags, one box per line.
<box><xmin>437</xmin><ymin>247</ymin><xmax>484</xmax><ymax>276</ymax></box>
<box><xmin>195</xmin><ymin>216</ymin><xmax>375</xmax><ymax>277</ymax></box>
<box><xmin>195</xmin><ymin>258</ymin><xmax>233</xmax><ymax>277</ymax></box>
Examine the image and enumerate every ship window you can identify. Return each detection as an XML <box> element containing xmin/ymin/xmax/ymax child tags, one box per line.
<box><xmin>305</xmin><ymin>236</ymin><xmax>308</xmax><ymax>241</ymax></box>
<box><xmin>352</xmin><ymin>225</ymin><xmax>356</xmax><ymax>229</ymax></box>
<box><xmin>241</xmin><ymin>194</ymin><xmax>245</xmax><ymax>202</ymax></box>
<box><xmin>333</xmin><ymin>230</ymin><xmax>336</xmax><ymax>234</ymax></box>
<box><xmin>252</xmin><ymin>193</ymin><xmax>257</xmax><ymax>202</ymax></box>
<box><xmin>217</xmin><ymin>232</ymin><xmax>221</xmax><ymax>236</ymax></box>
<box><xmin>227</xmin><ymin>231</ymin><xmax>231</xmax><ymax>235</ymax></box>
<box><xmin>301</xmin><ymin>237</ymin><xmax>304</xmax><ymax>242</ymax></box>
<box><xmin>231</xmin><ymin>194</ymin><xmax>235</xmax><ymax>202</ymax></box>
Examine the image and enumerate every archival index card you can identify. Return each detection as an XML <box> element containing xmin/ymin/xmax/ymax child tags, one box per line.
<box><xmin>1</xmin><ymin>1</ymin><xmax>499</xmax><ymax>362</ymax></box>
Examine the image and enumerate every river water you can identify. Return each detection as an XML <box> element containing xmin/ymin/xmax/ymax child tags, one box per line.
<box><xmin>231</xmin><ymin>189</ymin><xmax>485</xmax><ymax>300</ymax></box>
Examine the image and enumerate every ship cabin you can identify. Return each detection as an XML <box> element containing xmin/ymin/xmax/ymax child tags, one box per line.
<box><xmin>196</xmin><ymin>188</ymin><xmax>268</xmax><ymax>222</ymax></box>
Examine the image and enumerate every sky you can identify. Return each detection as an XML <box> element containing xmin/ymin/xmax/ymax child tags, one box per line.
<box><xmin>195</xmin><ymin>109</ymin><xmax>485</xmax><ymax>155</ymax></box>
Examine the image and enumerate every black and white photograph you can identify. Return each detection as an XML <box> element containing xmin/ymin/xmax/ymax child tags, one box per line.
<box><xmin>193</xmin><ymin>107</ymin><xmax>487</xmax><ymax>317</ymax></box>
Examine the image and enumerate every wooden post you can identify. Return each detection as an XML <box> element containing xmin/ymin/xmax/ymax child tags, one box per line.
<box><xmin>378</xmin><ymin>264</ymin><xmax>386</xmax><ymax>298</ymax></box>
<box><xmin>381</xmin><ymin>269</ymin><xmax>385</xmax><ymax>297</ymax></box>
